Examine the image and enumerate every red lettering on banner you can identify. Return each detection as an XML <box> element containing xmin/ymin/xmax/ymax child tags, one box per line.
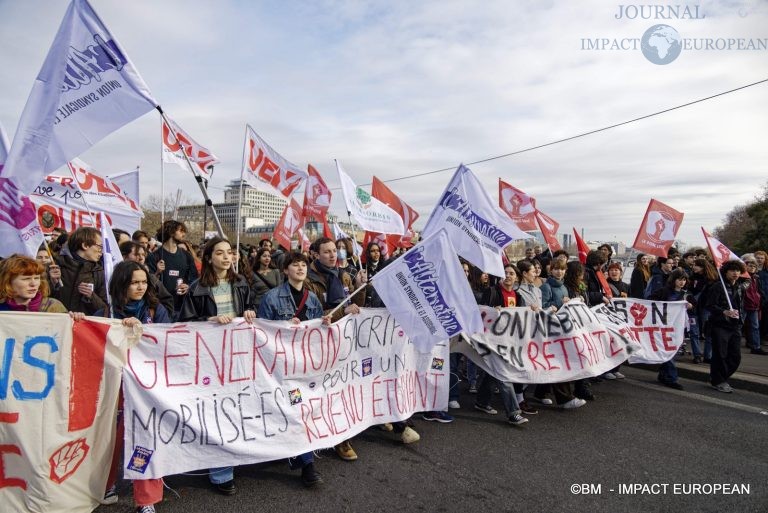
<box><xmin>127</xmin><ymin>333</ymin><xmax>159</xmax><ymax>389</ymax></box>
<box><xmin>371</xmin><ymin>375</ymin><xmax>384</xmax><ymax>417</ymax></box>
<box><xmin>428</xmin><ymin>372</ymin><xmax>442</xmax><ymax>410</ymax></box>
<box><xmin>630</xmin><ymin>326</ymin><xmax>661</xmax><ymax>351</ymax></box>
<box><xmin>553</xmin><ymin>338</ymin><xmax>572</xmax><ymax>370</ymax></box>
<box><xmin>309</xmin><ymin>398</ymin><xmax>331</xmax><ymax>438</ymax></box>
<box><xmin>527</xmin><ymin>342</ymin><xmax>546</xmax><ymax>370</ymax></box>
<box><xmin>300</xmin><ymin>403</ymin><xmax>321</xmax><ymax>443</ymax></box>
<box><xmin>195</xmin><ymin>330</ymin><xmax>225</xmax><ymax>386</ymax></box>
<box><xmin>0</xmin><ymin>445</ymin><xmax>26</xmax><ymax>490</ymax></box>
<box><xmin>660</xmin><ymin>327</ymin><xmax>676</xmax><ymax>351</ymax></box>
<box><xmin>573</xmin><ymin>336</ymin><xmax>589</xmax><ymax>369</ymax></box>
<box><xmin>252</xmin><ymin>327</ymin><xmax>274</xmax><ymax>375</ymax></box>
<box><xmin>0</xmin><ymin>411</ymin><xmax>25</xmax><ymax>490</ymax></box>
<box><xmin>326</xmin><ymin>391</ymin><xmax>347</xmax><ymax>436</ymax></box>
<box><xmin>164</xmin><ymin>328</ymin><xmax>193</xmax><ymax>387</ymax></box>
<box><xmin>541</xmin><ymin>341</ymin><xmax>560</xmax><ymax>370</ymax></box>
<box><xmin>608</xmin><ymin>335</ymin><xmax>624</xmax><ymax>357</ymax></box>
<box><xmin>228</xmin><ymin>327</ymin><xmax>251</xmax><ymax>383</ymax></box>
<box><xmin>68</xmin><ymin>321</ymin><xmax>109</xmax><ymax>432</ymax></box>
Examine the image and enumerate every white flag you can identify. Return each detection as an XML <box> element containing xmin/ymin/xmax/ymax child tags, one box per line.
<box><xmin>3</xmin><ymin>0</ymin><xmax>158</xmax><ymax>195</ymax></box>
<box><xmin>162</xmin><ymin>117</ymin><xmax>219</xmax><ymax>178</ymax></box>
<box><xmin>422</xmin><ymin>164</ymin><xmax>530</xmax><ymax>277</ymax></box>
<box><xmin>30</xmin><ymin>160</ymin><xmax>143</xmax><ymax>235</ymax></box>
<box><xmin>371</xmin><ymin>229</ymin><xmax>483</xmax><ymax>352</ymax></box>
<box><xmin>331</xmin><ymin>222</ymin><xmax>363</xmax><ymax>257</ymax></box>
<box><xmin>242</xmin><ymin>125</ymin><xmax>307</xmax><ymax>198</ymax></box>
<box><xmin>336</xmin><ymin>160</ymin><xmax>404</xmax><ymax>235</ymax></box>
<box><xmin>0</xmin><ymin>120</ymin><xmax>43</xmax><ymax>257</ymax></box>
<box><xmin>0</xmin><ymin>121</ymin><xmax>9</xmax><ymax>172</ymax></box>
<box><xmin>98</xmin><ymin>212</ymin><xmax>122</xmax><ymax>301</ymax></box>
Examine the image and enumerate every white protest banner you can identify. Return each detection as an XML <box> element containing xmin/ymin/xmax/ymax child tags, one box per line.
<box><xmin>455</xmin><ymin>302</ymin><xmax>636</xmax><ymax>383</ymax></box>
<box><xmin>30</xmin><ymin>159</ymin><xmax>142</xmax><ymax>235</ymax></box>
<box><xmin>122</xmin><ymin>310</ymin><xmax>449</xmax><ymax>479</ymax></box>
<box><xmin>371</xmin><ymin>229</ymin><xmax>482</xmax><ymax>352</ymax></box>
<box><xmin>162</xmin><ymin>117</ymin><xmax>219</xmax><ymax>178</ymax></box>
<box><xmin>593</xmin><ymin>298</ymin><xmax>687</xmax><ymax>364</ymax></box>
<box><xmin>0</xmin><ymin>313</ymin><xmax>128</xmax><ymax>513</ymax></box>
<box><xmin>242</xmin><ymin>125</ymin><xmax>307</xmax><ymax>199</ymax></box>
<box><xmin>422</xmin><ymin>164</ymin><xmax>530</xmax><ymax>278</ymax></box>
<box><xmin>336</xmin><ymin>160</ymin><xmax>405</xmax><ymax>235</ymax></box>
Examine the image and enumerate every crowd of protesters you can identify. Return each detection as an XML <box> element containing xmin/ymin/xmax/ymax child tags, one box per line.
<box><xmin>2</xmin><ymin>224</ymin><xmax>766</xmax><ymax>513</ymax></box>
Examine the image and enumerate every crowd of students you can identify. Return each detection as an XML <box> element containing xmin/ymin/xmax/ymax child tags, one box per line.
<box><xmin>1</xmin><ymin>225</ymin><xmax>765</xmax><ymax>513</ymax></box>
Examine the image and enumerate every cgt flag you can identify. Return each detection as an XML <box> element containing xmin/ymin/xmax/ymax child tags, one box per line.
<box><xmin>498</xmin><ymin>179</ymin><xmax>537</xmax><ymax>231</ymax></box>
<box><xmin>631</xmin><ymin>199</ymin><xmax>684</xmax><ymax>258</ymax></box>
<box><xmin>336</xmin><ymin>161</ymin><xmax>404</xmax><ymax>235</ymax></box>
<box><xmin>302</xmin><ymin>164</ymin><xmax>332</xmax><ymax>237</ymax></box>
<box><xmin>274</xmin><ymin>197</ymin><xmax>304</xmax><ymax>251</ymax></box>
<box><xmin>371</xmin><ymin>229</ymin><xmax>482</xmax><ymax>352</ymax></box>
<box><xmin>242</xmin><ymin>125</ymin><xmax>307</xmax><ymax>199</ymax></box>
<box><xmin>162</xmin><ymin>117</ymin><xmax>219</xmax><ymax>178</ymax></box>
<box><xmin>422</xmin><ymin>164</ymin><xmax>530</xmax><ymax>278</ymax></box>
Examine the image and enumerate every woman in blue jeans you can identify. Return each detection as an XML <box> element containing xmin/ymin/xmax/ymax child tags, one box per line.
<box><xmin>258</xmin><ymin>251</ymin><xmax>328</xmax><ymax>486</ymax></box>
<box><xmin>177</xmin><ymin>237</ymin><xmax>256</xmax><ymax>495</ymax></box>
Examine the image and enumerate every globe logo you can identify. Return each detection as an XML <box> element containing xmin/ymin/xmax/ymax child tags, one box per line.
<box><xmin>641</xmin><ymin>24</ymin><xmax>682</xmax><ymax>64</ymax></box>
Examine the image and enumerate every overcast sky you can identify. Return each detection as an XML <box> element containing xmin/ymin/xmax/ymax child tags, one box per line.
<box><xmin>1</xmin><ymin>0</ymin><xmax>766</xmax><ymax>246</ymax></box>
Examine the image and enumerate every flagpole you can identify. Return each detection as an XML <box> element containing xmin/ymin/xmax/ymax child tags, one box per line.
<box><xmin>326</xmin><ymin>282</ymin><xmax>367</xmax><ymax>319</ymax></box>
<box><xmin>716</xmin><ymin>270</ymin><xmax>734</xmax><ymax>310</ymax></box>
<box><xmin>156</xmin><ymin>107</ymin><xmax>225</xmax><ymax>238</ymax></box>
<box><xmin>68</xmin><ymin>164</ymin><xmax>99</xmax><ymax>228</ymax></box>
<box><xmin>160</xmin><ymin>118</ymin><xmax>165</xmax><ymax>229</ymax></box>
<box><xmin>234</xmin><ymin>124</ymin><xmax>249</xmax><ymax>273</ymax></box>
<box><xmin>346</xmin><ymin>211</ymin><xmax>364</xmax><ymax>272</ymax></box>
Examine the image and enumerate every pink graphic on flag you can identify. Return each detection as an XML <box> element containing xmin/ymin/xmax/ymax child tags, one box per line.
<box><xmin>631</xmin><ymin>199</ymin><xmax>684</xmax><ymax>258</ymax></box>
<box><xmin>499</xmin><ymin>179</ymin><xmax>537</xmax><ymax>231</ymax></box>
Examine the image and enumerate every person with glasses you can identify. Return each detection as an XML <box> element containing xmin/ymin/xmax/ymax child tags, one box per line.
<box><xmin>741</xmin><ymin>254</ymin><xmax>766</xmax><ymax>355</ymax></box>
<box><xmin>49</xmin><ymin>226</ymin><xmax>108</xmax><ymax>314</ymax></box>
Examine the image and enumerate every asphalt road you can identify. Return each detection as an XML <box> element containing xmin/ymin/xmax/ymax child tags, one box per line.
<box><xmin>99</xmin><ymin>366</ymin><xmax>768</xmax><ymax>513</ymax></box>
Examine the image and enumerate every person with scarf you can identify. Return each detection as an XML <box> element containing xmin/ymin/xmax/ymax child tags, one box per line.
<box><xmin>649</xmin><ymin>269</ymin><xmax>693</xmax><ymax>390</ymax></box>
<box><xmin>0</xmin><ymin>255</ymin><xmax>75</xmax><ymax>315</ymax></box>
<box><xmin>95</xmin><ymin>260</ymin><xmax>170</xmax><ymax>513</ymax></box>
<box><xmin>306</xmin><ymin>237</ymin><xmax>366</xmax><ymax>461</ymax></box>
<box><xmin>363</xmin><ymin>241</ymin><xmax>387</xmax><ymax>307</ymax></box>
<box><xmin>49</xmin><ymin>226</ymin><xmax>108</xmax><ymax>314</ymax></box>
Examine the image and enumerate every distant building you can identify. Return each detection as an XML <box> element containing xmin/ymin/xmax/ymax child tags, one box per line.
<box><xmin>177</xmin><ymin>180</ymin><xmax>287</xmax><ymax>233</ymax></box>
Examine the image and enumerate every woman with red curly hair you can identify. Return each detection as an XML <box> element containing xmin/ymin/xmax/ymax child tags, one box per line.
<box><xmin>0</xmin><ymin>254</ymin><xmax>68</xmax><ymax>313</ymax></box>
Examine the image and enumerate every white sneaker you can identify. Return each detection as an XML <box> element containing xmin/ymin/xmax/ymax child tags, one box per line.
<box><xmin>448</xmin><ymin>400</ymin><xmax>461</xmax><ymax>409</ymax></box>
<box><xmin>401</xmin><ymin>426</ymin><xmax>420</xmax><ymax>444</ymax></box>
<box><xmin>613</xmin><ymin>372</ymin><xmax>625</xmax><ymax>379</ymax></box>
<box><xmin>603</xmin><ymin>372</ymin><xmax>617</xmax><ymax>380</ymax></box>
<box><xmin>561</xmin><ymin>398</ymin><xmax>587</xmax><ymax>409</ymax></box>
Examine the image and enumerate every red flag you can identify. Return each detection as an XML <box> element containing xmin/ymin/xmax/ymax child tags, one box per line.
<box><xmin>702</xmin><ymin>228</ymin><xmax>743</xmax><ymax>269</ymax></box>
<box><xmin>499</xmin><ymin>179</ymin><xmax>537</xmax><ymax>231</ymax></box>
<box><xmin>274</xmin><ymin>197</ymin><xmax>304</xmax><ymax>251</ymax></box>
<box><xmin>362</xmin><ymin>231</ymin><xmax>391</xmax><ymax>261</ymax></box>
<box><xmin>573</xmin><ymin>228</ymin><xmax>590</xmax><ymax>264</ymax></box>
<box><xmin>297</xmin><ymin>228</ymin><xmax>311</xmax><ymax>252</ymax></box>
<box><xmin>302</xmin><ymin>164</ymin><xmax>332</xmax><ymax>238</ymax></box>
<box><xmin>370</xmin><ymin>176</ymin><xmax>419</xmax><ymax>249</ymax></box>
<box><xmin>631</xmin><ymin>199</ymin><xmax>684</xmax><ymax>258</ymax></box>
<box><xmin>534</xmin><ymin>210</ymin><xmax>561</xmax><ymax>252</ymax></box>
